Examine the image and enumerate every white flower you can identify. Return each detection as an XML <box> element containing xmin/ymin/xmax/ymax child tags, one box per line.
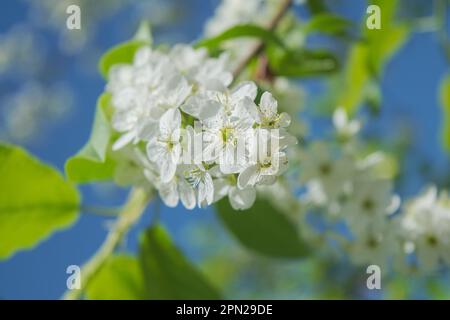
<box><xmin>182</xmin><ymin>164</ymin><xmax>215</xmax><ymax>207</ymax></box>
<box><xmin>181</xmin><ymin>91</ymin><xmax>223</xmax><ymax>120</ymax></box>
<box><xmin>146</xmin><ymin>108</ymin><xmax>182</xmax><ymax>183</ymax></box>
<box><xmin>342</xmin><ymin>179</ymin><xmax>396</xmax><ymax>235</ymax></box>
<box><xmin>400</xmin><ymin>186</ymin><xmax>450</xmax><ymax>270</ymax></box>
<box><xmin>333</xmin><ymin>107</ymin><xmax>360</xmax><ymax>141</ymax></box>
<box><xmin>182</xmin><ymin>81</ymin><xmax>256</xmax><ymax>121</ymax></box>
<box><xmin>237</xmin><ymin>129</ymin><xmax>289</xmax><ymax>189</ymax></box>
<box><xmin>149</xmin><ymin>73</ymin><xmax>192</xmax><ymax>119</ymax></box>
<box><xmin>170</xmin><ymin>44</ymin><xmax>233</xmax><ymax>91</ymax></box>
<box><xmin>111</xmin><ymin>87</ymin><xmax>149</xmax><ymax>150</ymax></box>
<box><xmin>213</xmin><ymin>177</ymin><xmax>256</xmax><ymax>210</ymax></box>
<box><xmin>299</xmin><ymin>142</ymin><xmax>354</xmax><ymax>197</ymax></box>
<box><xmin>155</xmin><ymin>174</ymin><xmax>196</xmax><ymax>210</ymax></box>
<box><xmin>169</xmin><ymin>44</ymin><xmax>208</xmax><ymax>73</ymax></box>
<box><xmin>132</xmin><ymin>47</ymin><xmax>175</xmax><ymax>89</ymax></box>
<box><xmin>191</xmin><ymin>53</ymin><xmax>233</xmax><ymax>91</ymax></box>
<box><xmin>204</xmin><ymin>0</ymin><xmax>264</xmax><ymax>37</ymax></box>
<box><xmin>250</xmin><ymin>91</ymin><xmax>291</xmax><ymax>129</ymax></box>
<box><xmin>105</xmin><ymin>43</ymin><xmax>295</xmax><ymax>211</ymax></box>
<box><xmin>201</xmin><ymin>84</ymin><xmax>259</xmax><ymax>174</ymax></box>
<box><xmin>348</xmin><ymin>227</ymin><xmax>399</xmax><ymax>268</ymax></box>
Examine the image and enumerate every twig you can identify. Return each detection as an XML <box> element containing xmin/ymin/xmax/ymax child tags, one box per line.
<box><xmin>232</xmin><ymin>0</ymin><xmax>293</xmax><ymax>79</ymax></box>
<box><xmin>80</xmin><ymin>205</ymin><xmax>121</xmax><ymax>217</ymax></box>
<box><xmin>62</xmin><ymin>187</ymin><xmax>153</xmax><ymax>300</ymax></box>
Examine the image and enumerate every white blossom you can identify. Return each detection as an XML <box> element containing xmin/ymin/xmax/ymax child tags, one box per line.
<box><xmin>146</xmin><ymin>108</ymin><xmax>182</xmax><ymax>183</ymax></box>
<box><xmin>106</xmin><ymin>44</ymin><xmax>295</xmax><ymax>210</ymax></box>
<box><xmin>214</xmin><ymin>177</ymin><xmax>256</xmax><ymax>210</ymax></box>
<box><xmin>332</xmin><ymin>107</ymin><xmax>360</xmax><ymax>140</ymax></box>
<box><xmin>400</xmin><ymin>186</ymin><xmax>450</xmax><ymax>271</ymax></box>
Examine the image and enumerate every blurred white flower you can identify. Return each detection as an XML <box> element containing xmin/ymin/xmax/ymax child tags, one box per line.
<box><xmin>333</xmin><ymin>107</ymin><xmax>361</xmax><ymax>141</ymax></box>
<box><xmin>400</xmin><ymin>186</ymin><xmax>450</xmax><ymax>271</ymax></box>
<box><xmin>342</xmin><ymin>179</ymin><xmax>396</xmax><ymax>235</ymax></box>
<box><xmin>299</xmin><ymin>142</ymin><xmax>354</xmax><ymax>198</ymax></box>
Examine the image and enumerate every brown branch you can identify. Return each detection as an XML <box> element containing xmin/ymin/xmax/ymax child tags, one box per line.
<box><xmin>232</xmin><ymin>0</ymin><xmax>293</xmax><ymax>79</ymax></box>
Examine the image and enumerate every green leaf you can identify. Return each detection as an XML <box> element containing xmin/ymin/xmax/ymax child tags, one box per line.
<box><xmin>196</xmin><ymin>24</ymin><xmax>285</xmax><ymax>50</ymax></box>
<box><xmin>65</xmin><ymin>93</ymin><xmax>117</xmax><ymax>183</ymax></box>
<box><xmin>336</xmin><ymin>0</ymin><xmax>409</xmax><ymax>114</ymax></box>
<box><xmin>139</xmin><ymin>225</ymin><xmax>221</xmax><ymax>299</ymax></box>
<box><xmin>215</xmin><ymin>198</ymin><xmax>310</xmax><ymax>259</ymax></box>
<box><xmin>268</xmin><ymin>47</ymin><xmax>339</xmax><ymax>77</ymax></box>
<box><xmin>440</xmin><ymin>74</ymin><xmax>450</xmax><ymax>151</ymax></box>
<box><xmin>0</xmin><ymin>144</ymin><xmax>79</xmax><ymax>259</ymax></box>
<box><xmin>306</xmin><ymin>0</ymin><xmax>328</xmax><ymax>14</ymax></box>
<box><xmin>85</xmin><ymin>255</ymin><xmax>146</xmax><ymax>300</ymax></box>
<box><xmin>99</xmin><ymin>39</ymin><xmax>150</xmax><ymax>79</ymax></box>
<box><xmin>304</xmin><ymin>13</ymin><xmax>353</xmax><ymax>36</ymax></box>
<box><xmin>336</xmin><ymin>44</ymin><xmax>371</xmax><ymax>113</ymax></box>
<box><xmin>99</xmin><ymin>21</ymin><xmax>152</xmax><ymax>78</ymax></box>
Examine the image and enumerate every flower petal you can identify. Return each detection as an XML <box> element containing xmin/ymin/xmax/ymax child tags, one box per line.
<box><xmin>237</xmin><ymin>164</ymin><xmax>259</xmax><ymax>189</ymax></box>
<box><xmin>260</xmin><ymin>92</ymin><xmax>278</xmax><ymax>118</ymax></box>
<box><xmin>229</xmin><ymin>186</ymin><xmax>256</xmax><ymax>210</ymax></box>
<box><xmin>159</xmin><ymin>180</ymin><xmax>179</xmax><ymax>207</ymax></box>
<box><xmin>179</xmin><ymin>178</ymin><xmax>196</xmax><ymax>210</ymax></box>
<box><xmin>231</xmin><ymin>81</ymin><xmax>257</xmax><ymax>101</ymax></box>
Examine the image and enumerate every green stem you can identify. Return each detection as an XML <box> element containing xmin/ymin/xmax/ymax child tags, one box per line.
<box><xmin>80</xmin><ymin>205</ymin><xmax>121</xmax><ymax>217</ymax></box>
<box><xmin>62</xmin><ymin>187</ymin><xmax>153</xmax><ymax>300</ymax></box>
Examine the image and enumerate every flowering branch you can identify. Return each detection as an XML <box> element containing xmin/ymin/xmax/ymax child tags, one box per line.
<box><xmin>62</xmin><ymin>0</ymin><xmax>296</xmax><ymax>300</ymax></box>
<box><xmin>63</xmin><ymin>187</ymin><xmax>153</xmax><ymax>300</ymax></box>
<box><xmin>232</xmin><ymin>0</ymin><xmax>293</xmax><ymax>79</ymax></box>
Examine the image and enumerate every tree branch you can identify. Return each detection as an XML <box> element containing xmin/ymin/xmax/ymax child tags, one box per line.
<box><xmin>232</xmin><ymin>0</ymin><xmax>293</xmax><ymax>79</ymax></box>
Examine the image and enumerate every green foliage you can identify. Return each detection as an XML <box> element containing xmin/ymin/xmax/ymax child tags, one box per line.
<box><xmin>268</xmin><ymin>46</ymin><xmax>339</xmax><ymax>77</ymax></box>
<box><xmin>86</xmin><ymin>255</ymin><xmax>146</xmax><ymax>300</ymax></box>
<box><xmin>0</xmin><ymin>144</ymin><xmax>79</xmax><ymax>259</ymax></box>
<box><xmin>139</xmin><ymin>225</ymin><xmax>221</xmax><ymax>299</ymax></box>
<box><xmin>440</xmin><ymin>74</ymin><xmax>450</xmax><ymax>151</ymax></box>
<box><xmin>196</xmin><ymin>24</ymin><xmax>285</xmax><ymax>51</ymax></box>
<box><xmin>99</xmin><ymin>21</ymin><xmax>152</xmax><ymax>78</ymax></box>
<box><xmin>65</xmin><ymin>93</ymin><xmax>117</xmax><ymax>183</ymax></box>
<box><xmin>215</xmin><ymin>198</ymin><xmax>310</xmax><ymax>259</ymax></box>
<box><xmin>305</xmin><ymin>0</ymin><xmax>328</xmax><ymax>15</ymax></box>
<box><xmin>99</xmin><ymin>41</ymin><xmax>148</xmax><ymax>79</ymax></box>
<box><xmin>304</xmin><ymin>13</ymin><xmax>353</xmax><ymax>37</ymax></box>
<box><xmin>336</xmin><ymin>0</ymin><xmax>409</xmax><ymax>114</ymax></box>
<box><xmin>365</xmin><ymin>0</ymin><xmax>409</xmax><ymax>75</ymax></box>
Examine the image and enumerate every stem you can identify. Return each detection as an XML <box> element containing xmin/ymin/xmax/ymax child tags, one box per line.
<box><xmin>80</xmin><ymin>205</ymin><xmax>121</xmax><ymax>217</ymax></box>
<box><xmin>62</xmin><ymin>187</ymin><xmax>153</xmax><ymax>300</ymax></box>
<box><xmin>232</xmin><ymin>0</ymin><xmax>293</xmax><ymax>79</ymax></box>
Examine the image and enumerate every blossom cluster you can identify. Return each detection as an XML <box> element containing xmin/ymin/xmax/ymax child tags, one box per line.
<box><xmin>106</xmin><ymin>44</ymin><xmax>295</xmax><ymax>210</ymax></box>
<box><xmin>400</xmin><ymin>186</ymin><xmax>450</xmax><ymax>271</ymax></box>
<box><xmin>295</xmin><ymin>107</ymin><xmax>450</xmax><ymax>272</ymax></box>
<box><xmin>299</xmin><ymin>141</ymin><xmax>400</xmax><ymax>268</ymax></box>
